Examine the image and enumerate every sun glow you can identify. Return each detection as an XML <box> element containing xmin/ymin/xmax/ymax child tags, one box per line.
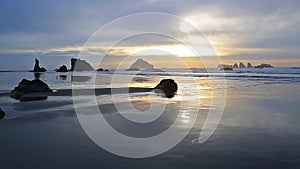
<box><xmin>109</xmin><ymin>44</ymin><xmax>217</xmax><ymax>57</ymax></box>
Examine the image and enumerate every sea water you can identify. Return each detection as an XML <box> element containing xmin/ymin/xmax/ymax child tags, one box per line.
<box><xmin>0</xmin><ymin>68</ymin><xmax>300</xmax><ymax>168</ymax></box>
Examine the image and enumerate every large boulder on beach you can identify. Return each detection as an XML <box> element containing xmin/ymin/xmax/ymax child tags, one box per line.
<box><xmin>10</xmin><ymin>79</ymin><xmax>52</xmax><ymax>101</ymax></box>
<box><xmin>30</xmin><ymin>59</ymin><xmax>47</xmax><ymax>72</ymax></box>
<box><xmin>127</xmin><ymin>59</ymin><xmax>154</xmax><ymax>71</ymax></box>
<box><xmin>254</xmin><ymin>63</ymin><xmax>274</xmax><ymax>69</ymax></box>
<box><xmin>56</xmin><ymin>65</ymin><xmax>68</xmax><ymax>72</ymax></box>
<box><xmin>70</xmin><ymin>58</ymin><xmax>94</xmax><ymax>71</ymax></box>
<box><xmin>0</xmin><ymin>108</ymin><xmax>5</xmax><ymax>119</ymax></box>
<box><xmin>154</xmin><ymin>79</ymin><xmax>178</xmax><ymax>98</ymax></box>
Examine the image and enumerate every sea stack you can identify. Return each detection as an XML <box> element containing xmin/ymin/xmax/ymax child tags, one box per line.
<box><xmin>10</xmin><ymin>79</ymin><xmax>52</xmax><ymax>101</ymax></box>
<box><xmin>239</xmin><ymin>62</ymin><xmax>246</xmax><ymax>68</ymax></box>
<box><xmin>30</xmin><ymin>59</ymin><xmax>47</xmax><ymax>72</ymax></box>
<box><xmin>70</xmin><ymin>58</ymin><xmax>94</xmax><ymax>71</ymax></box>
<box><xmin>127</xmin><ymin>59</ymin><xmax>154</xmax><ymax>71</ymax></box>
<box><xmin>247</xmin><ymin>63</ymin><xmax>253</xmax><ymax>68</ymax></box>
<box><xmin>154</xmin><ymin>79</ymin><xmax>178</xmax><ymax>98</ymax></box>
<box><xmin>56</xmin><ymin>65</ymin><xmax>68</xmax><ymax>72</ymax></box>
<box><xmin>233</xmin><ymin>63</ymin><xmax>238</xmax><ymax>68</ymax></box>
<box><xmin>218</xmin><ymin>64</ymin><xmax>233</xmax><ymax>71</ymax></box>
<box><xmin>254</xmin><ymin>63</ymin><xmax>274</xmax><ymax>68</ymax></box>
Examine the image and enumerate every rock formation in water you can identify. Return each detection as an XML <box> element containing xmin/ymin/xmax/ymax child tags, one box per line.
<box><xmin>127</xmin><ymin>59</ymin><xmax>154</xmax><ymax>71</ymax></box>
<box><xmin>239</xmin><ymin>62</ymin><xmax>246</xmax><ymax>68</ymax></box>
<box><xmin>154</xmin><ymin>79</ymin><xmax>178</xmax><ymax>98</ymax></box>
<box><xmin>97</xmin><ymin>68</ymin><xmax>109</xmax><ymax>72</ymax></box>
<box><xmin>247</xmin><ymin>63</ymin><xmax>253</xmax><ymax>68</ymax></box>
<box><xmin>56</xmin><ymin>65</ymin><xmax>68</xmax><ymax>72</ymax></box>
<box><xmin>0</xmin><ymin>108</ymin><xmax>5</xmax><ymax>119</ymax></box>
<box><xmin>218</xmin><ymin>64</ymin><xmax>233</xmax><ymax>70</ymax></box>
<box><xmin>10</xmin><ymin>79</ymin><xmax>52</xmax><ymax>101</ymax></box>
<box><xmin>70</xmin><ymin>58</ymin><xmax>94</xmax><ymax>71</ymax></box>
<box><xmin>254</xmin><ymin>63</ymin><xmax>274</xmax><ymax>69</ymax></box>
<box><xmin>233</xmin><ymin>63</ymin><xmax>238</xmax><ymax>68</ymax></box>
<box><xmin>30</xmin><ymin>59</ymin><xmax>47</xmax><ymax>72</ymax></box>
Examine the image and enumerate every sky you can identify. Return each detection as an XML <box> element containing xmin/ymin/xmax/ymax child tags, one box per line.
<box><xmin>0</xmin><ymin>0</ymin><xmax>300</xmax><ymax>70</ymax></box>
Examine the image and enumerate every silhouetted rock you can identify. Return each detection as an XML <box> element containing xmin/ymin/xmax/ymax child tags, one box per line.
<box><xmin>254</xmin><ymin>63</ymin><xmax>274</xmax><ymax>69</ymax></box>
<box><xmin>127</xmin><ymin>59</ymin><xmax>154</xmax><ymax>71</ymax></box>
<box><xmin>70</xmin><ymin>58</ymin><xmax>94</xmax><ymax>71</ymax></box>
<box><xmin>56</xmin><ymin>65</ymin><xmax>68</xmax><ymax>72</ymax></box>
<box><xmin>239</xmin><ymin>62</ymin><xmax>246</xmax><ymax>68</ymax></box>
<box><xmin>233</xmin><ymin>63</ymin><xmax>238</xmax><ymax>68</ymax></box>
<box><xmin>30</xmin><ymin>59</ymin><xmax>47</xmax><ymax>72</ymax></box>
<box><xmin>247</xmin><ymin>63</ymin><xmax>253</xmax><ymax>68</ymax></box>
<box><xmin>10</xmin><ymin>79</ymin><xmax>52</xmax><ymax>101</ymax></box>
<box><xmin>0</xmin><ymin>108</ymin><xmax>5</xmax><ymax>119</ymax></box>
<box><xmin>154</xmin><ymin>79</ymin><xmax>178</xmax><ymax>98</ymax></box>
<box><xmin>97</xmin><ymin>68</ymin><xmax>109</xmax><ymax>71</ymax></box>
<box><xmin>218</xmin><ymin>64</ymin><xmax>233</xmax><ymax>70</ymax></box>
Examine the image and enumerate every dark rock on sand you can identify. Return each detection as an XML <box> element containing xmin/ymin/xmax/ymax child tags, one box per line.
<box><xmin>104</xmin><ymin>69</ymin><xmax>109</xmax><ymax>71</ymax></box>
<box><xmin>10</xmin><ymin>79</ymin><xmax>52</xmax><ymax>101</ymax></box>
<box><xmin>0</xmin><ymin>108</ymin><xmax>5</xmax><ymax>119</ymax></box>
<box><xmin>70</xmin><ymin>58</ymin><xmax>94</xmax><ymax>71</ymax></box>
<box><xmin>30</xmin><ymin>58</ymin><xmax>47</xmax><ymax>72</ymax></box>
<box><xmin>254</xmin><ymin>63</ymin><xmax>274</xmax><ymax>69</ymax></box>
<box><xmin>56</xmin><ymin>65</ymin><xmax>68</xmax><ymax>72</ymax></box>
<box><xmin>154</xmin><ymin>79</ymin><xmax>178</xmax><ymax>98</ymax></box>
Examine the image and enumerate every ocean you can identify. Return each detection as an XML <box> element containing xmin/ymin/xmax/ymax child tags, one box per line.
<box><xmin>0</xmin><ymin>67</ymin><xmax>300</xmax><ymax>168</ymax></box>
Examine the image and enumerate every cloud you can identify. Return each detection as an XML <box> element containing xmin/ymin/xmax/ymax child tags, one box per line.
<box><xmin>0</xmin><ymin>0</ymin><xmax>300</xmax><ymax>70</ymax></box>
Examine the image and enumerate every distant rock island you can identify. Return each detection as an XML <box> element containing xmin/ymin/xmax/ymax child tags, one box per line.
<box><xmin>218</xmin><ymin>64</ymin><xmax>233</xmax><ymax>71</ymax></box>
<box><xmin>70</xmin><ymin>58</ymin><xmax>94</xmax><ymax>71</ymax></box>
<box><xmin>29</xmin><ymin>59</ymin><xmax>47</xmax><ymax>72</ymax></box>
<box><xmin>56</xmin><ymin>65</ymin><xmax>68</xmax><ymax>72</ymax></box>
<box><xmin>55</xmin><ymin>58</ymin><xmax>94</xmax><ymax>72</ymax></box>
<box><xmin>97</xmin><ymin>68</ymin><xmax>109</xmax><ymax>72</ymax></box>
<box><xmin>254</xmin><ymin>63</ymin><xmax>274</xmax><ymax>69</ymax></box>
<box><xmin>218</xmin><ymin>62</ymin><xmax>274</xmax><ymax>70</ymax></box>
<box><xmin>127</xmin><ymin>59</ymin><xmax>154</xmax><ymax>71</ymax></box>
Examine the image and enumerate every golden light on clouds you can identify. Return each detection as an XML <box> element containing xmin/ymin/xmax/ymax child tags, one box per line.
<box><xmin>108</xmin><ymin>44</ymin><xmax>218</xmax><ymax>57</ymax></box>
